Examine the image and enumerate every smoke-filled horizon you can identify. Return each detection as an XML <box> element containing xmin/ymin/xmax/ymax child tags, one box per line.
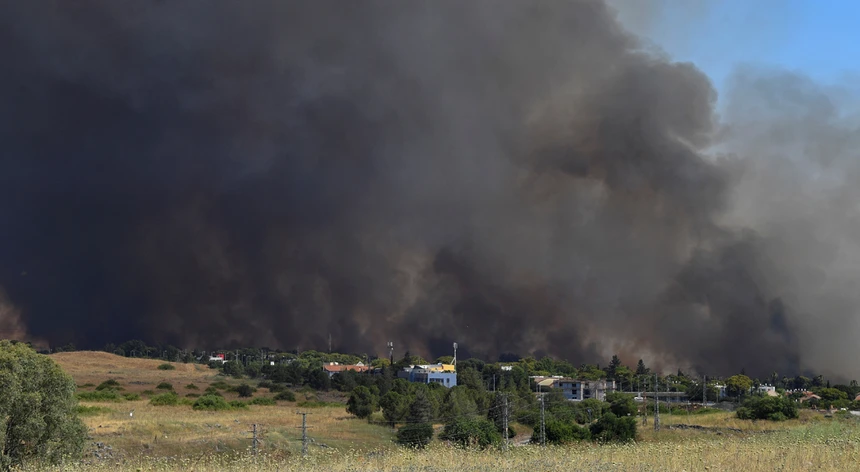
<box><xmin>1</xmin><ymin>1</ymin><xmax>858</xmax><ymax>379</ymax></box>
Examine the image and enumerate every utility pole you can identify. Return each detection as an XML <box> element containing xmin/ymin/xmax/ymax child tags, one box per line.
<box><xmin>503</xmin><ymin>394</ymin><xmax>509</xmax><ymax>451</ymax></box>
<box><xmin>387</xmin><ymin>341</ymin><xmax>394</xmax><ymax>365</ymax></box>
<box><xmin>249</xmin><ymin>423</ymin><xmax>260</xmax><ymax>456</ymax></box>
<box><xmin>453</xmin><ymin>342</ymin><xmax>458</xmax><ymax>366</ymax></box>
<box><xmin>654</xmin><ymin>373</ymin><xmax>660</xmax><ymax>431</ymax></box>
<box><xmin>296</xmin><ymin>412</ymin><xmax>311</xmax><ymax>457</ymax></box>
<box><xmin>539</xmin><ymin>393</ymin><xmax>546</xmax><ymax>446</ymax></box>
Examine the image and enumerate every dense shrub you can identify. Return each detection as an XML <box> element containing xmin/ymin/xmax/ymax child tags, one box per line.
<box><xmin>543</xmin><ymin>419</ymin><xmax>592</xmax><ymax>444</ymax></box>
<box><xmin>606</xmin><ymin>392</ymin><xmax>638</xmax><ymax>417</ymax></box>
<box><xmin>149</xmin><ymin>392</ymin><xmax>179</xmax><ymax>406</ymax></box>
<box><xmin>204</xmin><ymin>386</ymin><xmax>223</xmax><ymax>396</ymax></box>
<box><xmin>396</xmin><ymin>423</ymin><xmax>434</xmax><ymax>448</ymax></box>
<box><xmin>78</xmin><ymin>383</ymin><xmax>96</xmax><ymax>388</ymax></box>
<box><xmin>157</xmin><ymin>363</ymin><xmax>176</xmax><ymax>370</ymax></box>
<box><xmin>141</xmin><ymin>389</ymin><xmax>156</xmax><ymax>397</ymax></box>
<box><xmin>222</xmin><ymin>361</ymin><xmax>244</xmax><ymax>378</ymax></box>
<box><xmin>589</xmin><ymin>412</ymin><xmax>637</xmax><ymax>443</ymax></box>
<box><xmin>229</xmin><ymin>400</ymin><xmax>249</xmax><ymax>409</ymax></box>
<box><xmin>249</xmin><ymin>397</ymin><xmax>277</xmax><ymax>406</ymax></box>
<box><xmin>122</xmin><ymin>393</ymin><xmax>141</xmax><ymax>401</ymax></box>
<box><xmin>95</xmin><ymin>379</ymin><xmax>122</xmax><ymax>391</ymax></box>
<box><xmin>736</xmin><ymin>395</ymin><xmax>799</xmax><ymax>421</ymax></box>
<box><xmin>192</xmin><ymin>395</ymin><xmax>231</xmax><ymax>411</ymax></box>
<box><xmin>156</xmin><ymin>382</ymin><xmax>174</xmax><ymax>390</ymax></box>
<box><xmin>210</xmin><ymin>381</ymin><xmax>230</xmax><ymax>390</ymax></box>
<box><xmin>275</xmin><ymin>390</ymin><xmax>296</xmax><ymax>402</ymax></box>
<box><xmin>232</xmin><ymin>383</ymin><xmax>257</xmax><ymax>398</ymax></box>
<box><xmin>77</xmin><ymin>390</ymin><xmax>123</xmax><ymax>402</ymax></box>
<box><xmin>244</xmin><ymin>362</ymin><xmax>262</xmax><ymax>378</ymax></box>
<box><xmin>185</xmin><ymin>383</ymin><xmax>199</xmax><ymax>390</ymax></box>
<box><xmin>185</xmin><ymin>393</ymin><xmax>200</xmax><ymax>398</ymax></box>
<box><xmin>440</xmin><ymin>417</ymin><xmax>501</xmax><ymax>448</ymax></box>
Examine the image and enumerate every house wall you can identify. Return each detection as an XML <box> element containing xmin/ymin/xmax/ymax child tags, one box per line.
<box><xmin>556</xmin><ymin>379</ymin><xmax>615</xmax><ymax>401</ymax></box>
<box><xmin>400</xmin><ymin>368</ymin><xmax>457</xmax><ymax>388</ymax></box>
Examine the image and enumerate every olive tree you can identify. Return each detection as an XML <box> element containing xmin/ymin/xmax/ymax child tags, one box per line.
<box><xmin>0</xmin><ymin>341</ymin><xmax>87</xmax><ymax>468</ymax></box>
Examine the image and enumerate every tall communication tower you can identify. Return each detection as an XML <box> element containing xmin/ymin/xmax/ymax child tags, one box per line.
<box><xmin>453</xmin><ymin>342</ymin><xmax>458</xmax><ymax>366</ymax></box>
<box><xmin>387</xmin><ymin>341</ymin><xmax>394</xmax><ymax>364</ymax></box>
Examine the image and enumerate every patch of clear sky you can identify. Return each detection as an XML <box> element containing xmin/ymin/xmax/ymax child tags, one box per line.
<box><xmin>614</xmin><ymin>0</ymin><xmax>859</xmax><ymax>103</ymax></box>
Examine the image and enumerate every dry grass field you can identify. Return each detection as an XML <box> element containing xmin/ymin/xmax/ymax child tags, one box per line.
<box><xmin>52</xmin><ymin>351</ymin><xmax>234</xmax><ymax>398</ymax></box>
<box><xmin>24</xmin><ymin>352</ymin><xmax>860</xmax><ymax>471</ymax></box>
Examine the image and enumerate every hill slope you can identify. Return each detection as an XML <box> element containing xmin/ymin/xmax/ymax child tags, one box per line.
<box><xmin>51</xmin><ymin>351</ymin><xmax>218</xmax><ymax>392</ymax></box>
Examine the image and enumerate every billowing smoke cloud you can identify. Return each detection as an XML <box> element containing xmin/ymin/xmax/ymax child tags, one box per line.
<box><xmin>0</xmin><ymin>289</ymin><xmax>34</xmax><ymax>344</ymax></box>
<box><xmin>0</xmin><ymin>1</ymin><xmax>854</xmax><ymax>378</ymax></box>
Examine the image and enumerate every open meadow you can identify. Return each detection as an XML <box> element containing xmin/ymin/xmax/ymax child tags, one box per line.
<box><xmin>32</xmin><ymin>352</ymin><xmax>860</xmax><ymax>471</ymax></box>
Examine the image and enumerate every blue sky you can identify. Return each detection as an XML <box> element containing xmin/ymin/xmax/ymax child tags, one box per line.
<box><xmin>614</xmin><ymin>0</ymin><xmax>860</xmax><ymax>98</ymax></box>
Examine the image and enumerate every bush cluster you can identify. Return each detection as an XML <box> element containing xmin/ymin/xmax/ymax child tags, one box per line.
<box><xmin>77</xmin><ymin>390</ymin><xmax>124</xmax><ymax>402</ymax></box>
<box><xmin>439</xmin><ymin>417</ymin><xmax>501</xmax><ymax>449</ymax></box>
<box><xmin>192</xmin><ymin>394</ymin><xmax>232</xmax><ymax>411</ymax></box>
<box><xmin>150</xmin><ymin>392</ymin><xmax>179</xmax><ymax>406</ymax></box>
<box><xmin>737</xmin><ymin>396</ymin><xmax>799</xmax><ymax>421</ymax></box>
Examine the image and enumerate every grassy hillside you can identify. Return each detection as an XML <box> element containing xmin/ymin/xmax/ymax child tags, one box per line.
<box><xmin>52</xmin><ymin>351</ymin><xmax>222</xmax><ymax>396</ymax></box>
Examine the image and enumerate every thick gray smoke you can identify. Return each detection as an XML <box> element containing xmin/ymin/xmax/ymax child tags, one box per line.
<box><xmin>0</xmin><ymin>1</ymin><xmax>853</xmax><ymax>378</ymax></box>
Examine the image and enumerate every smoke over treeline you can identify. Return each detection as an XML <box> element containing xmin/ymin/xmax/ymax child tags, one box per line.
<box><xmin>0</xmin><ymin>1</ymin><xmax>857</xmax><ymax>379</ymax></box>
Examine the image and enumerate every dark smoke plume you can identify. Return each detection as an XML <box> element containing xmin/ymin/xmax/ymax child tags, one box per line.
<box><xmin>0</xmin><ymin>1</ymin><xmax>851</xmax><ymax>378</ymax></box>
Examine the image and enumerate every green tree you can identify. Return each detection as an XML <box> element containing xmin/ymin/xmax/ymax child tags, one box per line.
<box><xmin>346</xmin><ymin>386</ymin><xmax>378</xmax><ymax>419</ymax></box>
<box><xmin>307</xmin><ymin>369</ymin><xmax>331</xmax><ymax>391</ymax></box>
<box><xmin>605</xmin><ymin>392</ymin><xmax>637</xmax><ymax>417</ymax></box>
<box><xmin>408</xmin><ymin>388</ymin><xmax>433</xmax><ymax>424</ymax></box>
<box><xmin>615</xmin><ymin>366</ymin><xmax>634</xmax><ymax>391</ymax></box>
<box><xmin>440</xmin><ymin>417</ymin><xmax>501</xmax><ymax>448</ymax></box>
<box><xmin>380</xmin><ymin>391</ymin><xmax>409</xmax><ymax>425</ymax></box>
<box><xmin>726</xmin><ymin>375</ymin><xmax>753</xmax><ymax>398</ymax></box>
<box><xmin>0</xmin><ymin>341</ymin><xmax>87</xmax><ymax>468</ymax></box>
<box><xmin>222</xmin><ymin>361</ymin><xmax>244</xmax><ymax>378</ymax></box>
<box><xmin>397</xmin><ymin>387</ymin><xmax>435</xmax><ymax>448</ymax></box>
<box><xmin>635</xmin><ymin>359</ymin><xmax>649</xmax><ymax>376</ymax></box>
<box><xmin>589</xmin><ymin>412</ymin><xmax>637</xmax><ymax>443</ymax></box>
<box><xmin>607</xmin><ymin>355</ymin><xmax>622</xmax><ymax>380</ymax></box>
<box><xmin>440</xmin><ymin>387</ymin><xmax>477</xmax><ymax>424</ymax></box>
<box><xmin>457</xmin><ymin>367</ymin><xmax>484</xmax><ymax>391</ymax></box>
<box><xmin>815</xmin><ymin>388</ymin><xmax>848</xmax><ymax>404</ymax></box>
